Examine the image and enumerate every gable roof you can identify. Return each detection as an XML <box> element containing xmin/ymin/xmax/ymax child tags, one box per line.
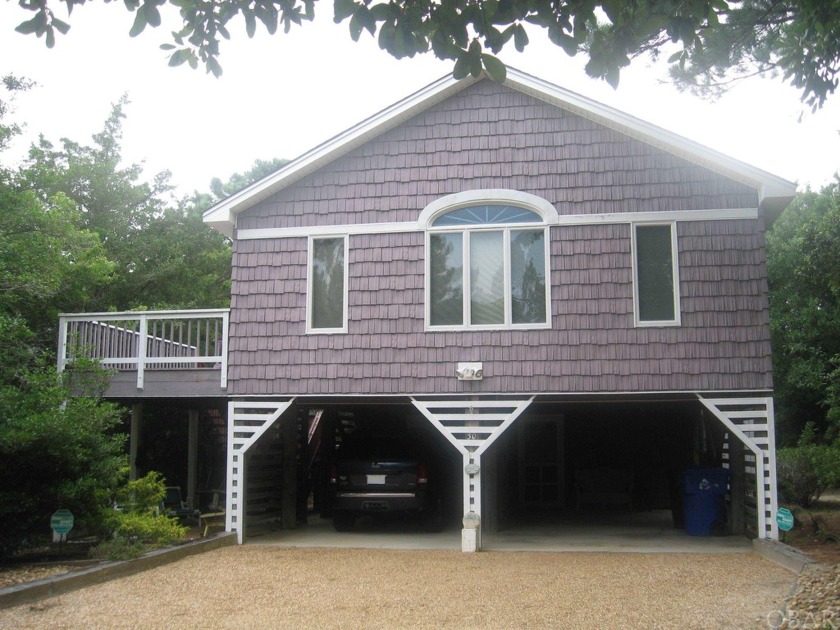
<box><xmin>203</xmin><ymin>68</ymin><xmax>796</xmax><ymax>237</ymax></box>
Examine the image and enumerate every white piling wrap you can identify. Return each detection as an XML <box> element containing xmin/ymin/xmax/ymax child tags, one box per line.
<box><xmin>697</xmin><ymin>394</ymin><xmax>779</xmax><ymax>540</ymax></box>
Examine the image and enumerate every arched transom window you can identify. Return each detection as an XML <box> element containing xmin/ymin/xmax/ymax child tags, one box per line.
<box><xmin>426</xmin><ymin>202</ymin><xmax>551</xmax><ymax>330</ymax></box>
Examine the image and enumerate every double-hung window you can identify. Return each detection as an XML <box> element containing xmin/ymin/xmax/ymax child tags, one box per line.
<box><xmin>307</xmin><ymin>235</ymin><xmax>347</xmax><ymax>333</ymax></box>
<box><xmin>632</xmin><ymin>223</ymin><xmax>680</xmax><ymax>326</ymax></box>
<box><xmin>426</xmin><ymin>204</ymin><xmax>550</xmax><ymax>329</ymax></box>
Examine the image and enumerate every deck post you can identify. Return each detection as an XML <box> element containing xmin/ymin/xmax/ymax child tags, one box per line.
<box><xmin>136</xmin><ymin>314</ymin><xmax>148</xmax><ymax>390</ymax></box>
<box><xmin>57</xmin><ymin>316</ymin><xmax>68</xmax><ymax>373</ymax></box>
<box><xmin>281</xmin><ymin>408</ymin><xmax>298</xmax><ymax>529</ymax></box>
<box><xmin>187</xmin><ymin>409</ymin><xmax>199</xmax><ymax>509</ymax></box>
<box><xmin>130</xmin><ymin>403</ymin><xmax>143</xmax><ymax>481</ymax></box>
<box><xmin>728</xmin><ymin>433</ymin><xmax>746</xmax><ymax>535</ymax></box>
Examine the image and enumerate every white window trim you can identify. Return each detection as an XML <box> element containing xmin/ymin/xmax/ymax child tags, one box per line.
<box><xmin>631</xmin><ymin>222</ymin><xmax>681</xmax><ymax>327</ymax></box>
<box><xmin>306</xmin><ymin>234</ymin><xmax>349</xmax><ymax>334</ymax></box>
<box><xmin>425</xmin><ymin>224</ymin><xmax>552</xmax><ymax>331</ymax></box>
<box><xmin>419</xmin><ymin>189</ymin><xmax>560</xmax><ymax>228</ymax></box>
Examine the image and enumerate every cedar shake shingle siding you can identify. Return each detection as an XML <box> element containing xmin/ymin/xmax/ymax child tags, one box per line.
<box><xmin>237</xmin><ymin>81</ymin><xmax>757</xmax><ymax>232</ymax></box>
<box><xmin>227</xmin><ymin>79</ymin><xmax>773</xmax><ymax>396</ymax></box>
<box><xmin>228</xmin><ymin>221</ymin><xmax>772</xmax><ymax>395</ymax></box>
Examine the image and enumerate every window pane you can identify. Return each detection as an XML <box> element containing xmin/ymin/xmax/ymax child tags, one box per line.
<box><xmin>433</xmin><ymin>205</ymin><xmax>542</xmax><ymax>226</ymax></box>
<box><xmin>311</xmin><ymin>238</ymin><xmax>345</xmax><ymax>329</ymax></box>
<box><xmin>636</xmin><ymin>225</ymin><xmax>675</xmax><ymax>321</ymax></box>
<box><xmin>429</xmin><ymin>233</ymin><xmax>464</xmax><ymax>325</ymax></box>
<box><xmin>470</xmin><ymin>231</ymin><xmax>504</xmax><ymax>325</ymax></box>
<box><xmin>511</xmin><ymin>230</ymin><xmax>547</xmax><ymax>324</ymax></box>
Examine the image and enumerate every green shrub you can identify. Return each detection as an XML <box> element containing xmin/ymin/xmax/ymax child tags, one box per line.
<box><xmin>777</xmin><ymin>443</ymin><xmax>840</xmax><ymax>507</ymax></box>
<box><xmin>93</xmin><ymin>472</ymin><xmax>186</xmax><ymax>560</ymax></box>
<box><xmin>0</xmin><ymin>356</ymin><xmax>125</xmax><ymax>561</ymax></box>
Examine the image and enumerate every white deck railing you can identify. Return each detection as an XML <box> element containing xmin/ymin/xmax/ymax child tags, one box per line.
<box><xmin>58</xmin><ymin>309</ymin><xmax>229</xmax><ymax>390</ymax></box>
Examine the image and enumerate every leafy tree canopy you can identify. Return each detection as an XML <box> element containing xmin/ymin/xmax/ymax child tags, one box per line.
<box><xmin>767</xmin><ymin>179</ymin><xmax>840</xmax><ymax>445</ymax></box>
<box><xmin>17</xmin><ymin>96</ymin><xmax>234</xmax><ymax>312</ymax></box>
<box><xmin>11</xmin><ymin>0</ymin><xmax>840</xmax><ymax>107</ymax></box>
<box><xmin>0</xmin><ymin>77</ymin><xmax>248</xmax><ymax>558</ymax></box>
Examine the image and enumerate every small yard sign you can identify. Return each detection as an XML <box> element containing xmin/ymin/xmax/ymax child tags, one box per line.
<box><xmin>776</xmin><ymin>507</ymin><xmax>794</xmax><ymax>532</ymax></box>
<box><xmin>50</xmin><ymin>509</ymin><xmax>74</xmax><ymax>535</ymax></box>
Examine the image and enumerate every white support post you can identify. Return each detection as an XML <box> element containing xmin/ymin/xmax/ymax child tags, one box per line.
<box><xmin>57</xmin><ymin>316</ymin><xmax>68</xmax><ymax>373</ymax></box>
<box><xmin>412</xmin><ymin>396</ymin><xmax>533</xmax><ymax>552</ymax></box>
<box><xmin>136</xmin><ymin>314</ymin><xmax>147</xmax><ymax>390</ymax></box>
<box><xmin>697</xmin><ymin>394</ymin><xmax>779</xmax><ymax>540</ymax></box>
<box><xmin>226</xmin><ymin>398</ymin><xmax>296</xmax><ymax>544</ymax></box>
<box><xmin>765</xmin><ymin>398</ymin><xmax>779</xmax><ymax>539</ymax></box>
<box><xmin>462</xmin><ymin>452</ymin><xmax>481</xmax><ymax>552</ymax></box>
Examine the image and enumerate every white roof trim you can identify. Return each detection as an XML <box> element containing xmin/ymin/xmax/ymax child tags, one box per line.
<box><xmin>203</xmin><ymin>73</ymin><xmax>478</xmax><ymax>237</ymax></box>
<box><xmin>203</xmin><ymin>68</ymin><xmax>795</xmax><ymax>237</ymax></box>
<box><xmin>503</xmin><ymin>70</ymin><xmax>795</xmax><ymax>209</ymax></box>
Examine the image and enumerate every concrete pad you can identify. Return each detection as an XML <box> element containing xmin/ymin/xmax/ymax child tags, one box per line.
<box><xmin>247</xmin><ymin>510</ymin><xmax>753</xmax><ymax>554</ymax></box>
<box><xmin>247</xmin><ymin>516</ymin><xmax>462</xmax><ymax>550</ymax></box>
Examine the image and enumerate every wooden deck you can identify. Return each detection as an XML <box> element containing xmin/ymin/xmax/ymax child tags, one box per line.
<box><xmin>58</xmin><ymin>309</ymin><xmax>229</xmax><ymax>399</ymax></box>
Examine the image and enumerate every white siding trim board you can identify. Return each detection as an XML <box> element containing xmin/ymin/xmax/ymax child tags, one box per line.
<box><xmin>236</xmin><ymin>207</ymin><xmax>760</xmax><ymax>241</ymax></box>
<box><xmin>226</xmin><ymin>389</ymin><xmax>773</xmax><ymax>401</ymax></box>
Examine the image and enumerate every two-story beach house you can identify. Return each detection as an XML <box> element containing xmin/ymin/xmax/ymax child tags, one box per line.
<box><xmin>59</xmin><ymin>68</ymin><xmax>796</xmax><ymax>551</ymax></box>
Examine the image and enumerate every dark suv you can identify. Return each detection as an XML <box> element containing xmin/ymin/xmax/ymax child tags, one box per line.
<box><xmin>328</xmin><ymin>425</ymin><xmax>442</xmax><ymax>531</ymax></box>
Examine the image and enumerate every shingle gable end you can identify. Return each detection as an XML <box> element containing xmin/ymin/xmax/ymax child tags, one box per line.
<box><xmin>204</xmin><ymin>68</ymin><xmax>795</xmax><ymax>237</ymax></box>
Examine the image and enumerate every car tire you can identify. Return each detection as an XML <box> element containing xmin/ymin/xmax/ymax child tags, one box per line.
<box><xmin>333</xmin><ymin>512</ymin><xmax>355</xmax><ymax>532</ymax></box>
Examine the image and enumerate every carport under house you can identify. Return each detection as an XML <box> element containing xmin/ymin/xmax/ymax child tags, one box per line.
<box><xmin>59</xmin><ymin>67</ymin><xmax>794</xmax><ymax>551</ymax></box>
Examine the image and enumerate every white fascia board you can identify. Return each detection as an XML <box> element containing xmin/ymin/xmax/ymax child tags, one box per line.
<box><xmin>203</xmin><ymin>74</ymin><xmax>479</xmax><ymax>236</ymax></box>
<box><xmin>504</xmin><ymin>68</ymin><xmax>797</xmax><ymax>211</ymax></box>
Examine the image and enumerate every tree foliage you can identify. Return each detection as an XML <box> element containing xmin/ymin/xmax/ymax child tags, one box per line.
<box><xmin>0</xmin><ymin>183</ymin><xmax>115</xmax><ymax>345</ymax></box>
<box><xmin>0</xmin><ymin>77</ymin><xmax>242</xmax><ymax>558</ymax></box>
<box><xmin>776</xmin><ymin>423</ymin><xmax>840</xmax><ymax>506</ymax></box>
<box><xmin>0</xmin><ymin>353</ymin><xmax>127</xmax><ymax>560</ymax></box>
<box><xmin>18</xmin><ymin>97</ymin><xmax>233</xmax><ymax>312</ymax></box>
<box><xmin>666</xmin><ymin>1</ymin><xmax>840</xmax><ymax>109</ymax></box>
<box><xmin>10</xmin><ymin>0</ymin><xmax>840</xmax><ymax>107</ymax></box>
<box><xmin>209</xmin><ymin>157</ymin><xmax>289</xmax><ymax>202</ymax></box>
<box><xmin>767</xmin><ymin>179</ymin><xmax>840</xmax><ymax>445</ymax></box>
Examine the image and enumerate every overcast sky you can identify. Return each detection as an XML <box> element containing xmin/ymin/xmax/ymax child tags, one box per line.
<box><xmin>1</xmin><ymin>2</ymin><xmax>838</xmax><ymax>200</ymax></box>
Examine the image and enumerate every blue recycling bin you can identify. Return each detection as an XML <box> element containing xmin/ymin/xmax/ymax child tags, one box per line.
<box><xmin>683</xmin><ymin>468</ymin><xmax>729</xmax><ymax>536</ymax></box>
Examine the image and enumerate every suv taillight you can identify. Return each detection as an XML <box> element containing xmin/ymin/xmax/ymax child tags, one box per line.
<box><xmin>417</xmin><ymin>463</ymin><xmax>429</xmax><ymax>485</ymax></box>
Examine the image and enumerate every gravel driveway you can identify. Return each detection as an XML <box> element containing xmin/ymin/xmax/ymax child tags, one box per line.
<box><xmin>0</xmin><ymin>547</ymin><xmax>795</xmax><ymax>629</ymax></box>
